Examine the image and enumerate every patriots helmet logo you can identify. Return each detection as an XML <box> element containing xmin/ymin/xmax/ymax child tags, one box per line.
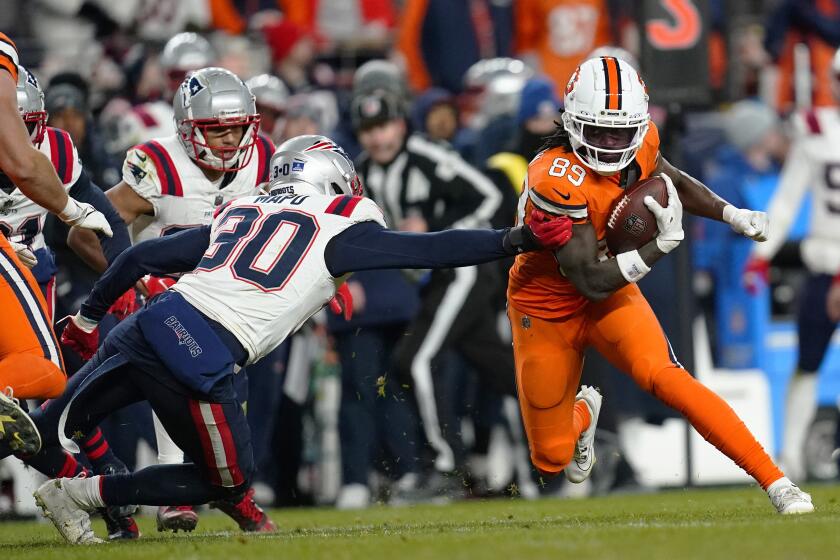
<box><xmin>24</xmin><ymin>68</ymin><xmax>39</xmax><ymax>89</ymax></box>
<box><xmin>188</xmin><ymin>75</ymin><xmax>206</xmax><ymax>97</ymax></box>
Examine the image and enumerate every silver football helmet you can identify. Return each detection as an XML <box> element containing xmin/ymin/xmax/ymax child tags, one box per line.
<box><xmin>16</xmin><ymin>65</ymin><xmax>47</xmax><ymax>146</ymax></box>
<box><xmin>160</xmin><ymin>32</ymin><xmax>216</xmax><ymax>94</ymax></box>
<box><xmin>173</xmin><ymin>67</ymin><xmax>261</xmax><ymax>172</ymax></box>
<box><xmin>462</xmin><ymin>57</ymin><xmax>533</xmax><ymax>128</ymax></box>
<box><xmin>160</xmin><ymin>32</ymin><xmax>216</xmax><ymax>72</ymax></box>
<box><xmin>268</xmin><ymin>135</ymin><xmax>363</xmax><ymax>197</ymax></box>
<box><xmin>246</xmin><ymin>74</ymin><xmax>289</xmax><ymax>112</ymax></box>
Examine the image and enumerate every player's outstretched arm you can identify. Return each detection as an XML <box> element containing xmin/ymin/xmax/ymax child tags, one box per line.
<box><xmin>65</xmin><ymin>172</ymin><xmax>131</xmax><ymax>272</ymax></box>
<box><xmin>656</xmin><ymin>154</ymin><xmax>768</xmax><ymax>241</ymax></box>
<box><xmin>324</xmin><ymin>211</ymin><xmax>572</xmax><ymax>277</ymax></box>
<box><xmin>79</xmin><ymin>226</ymin><xmax>211</xmax><ymax>323</ymax></box>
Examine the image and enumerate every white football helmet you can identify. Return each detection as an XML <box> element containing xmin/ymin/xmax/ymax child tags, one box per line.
<box><xmin>561</xmin><ymin>56</ymin><xmax>650</xmax><ymax>175</ymax></box>
<box><xmin>269</xmin><ymin>135</ymin><xmax>363</xmax><ymax>197</ymax></box>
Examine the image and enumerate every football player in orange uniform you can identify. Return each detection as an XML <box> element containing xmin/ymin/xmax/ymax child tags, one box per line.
<box><xmin>508</xmin><ymin>56</ymin><xmax>813</xmax><ymax>514</ymax></box>
<box><xmin>0</xmin><ymin>33</ymin><xmax>112</xmax><ymax>456</ymax></box>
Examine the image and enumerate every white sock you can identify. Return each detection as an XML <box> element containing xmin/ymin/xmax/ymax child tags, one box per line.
<box><xmin>780</xmin><ymin>373</ymin><xmax>817</xmax><ymax>479</ymax></box>
<box><xmin>153</xmin><ymin>412</ymin><xmax>185</xmax><ymax>464</ymax></box>
<box><xmin>767</xmin><ymin>476</ymin><xmax>793</xmax><ymax>494</ymax></box>
<box><xmin>65</xmin><ymin>475</ymin><xmax>106</xmax><ymax>510</ymax></box>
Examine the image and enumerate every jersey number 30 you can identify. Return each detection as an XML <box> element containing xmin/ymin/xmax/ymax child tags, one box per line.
<box><xmin>197</xmin><ymin>206</ymin><xmax>319</xmax><ymax>291</ymax></box>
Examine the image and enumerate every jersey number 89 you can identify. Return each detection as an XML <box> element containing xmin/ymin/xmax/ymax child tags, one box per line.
<box><xmin>548</xmin><ymin>157</ymin><xmax>586</xmax><ymax>187</ymax></box>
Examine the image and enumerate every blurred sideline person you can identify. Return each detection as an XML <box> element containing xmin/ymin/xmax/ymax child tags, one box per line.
<box><xmin>508</xmin><ymin>55</ymin><xmax>812</xmax><ymax>514</ymax></box>
<box><xmin>247</xmin><ymin>74</ymin><xmax>289</xmax><ymax>144</ymax></box>
<box><xmin>0</xmin><ymin>32</ymin><xmax>112</xmax><ymax>456</ymax></box>
<box><xmin>352</xmin><ymin>66</ymin><xmax>536</xmax><ymax>497</ymax></box>
<box><xmin>743</xmin><ymin>48</ymin><xmax>840</xmax><ymax>481</ymax></box>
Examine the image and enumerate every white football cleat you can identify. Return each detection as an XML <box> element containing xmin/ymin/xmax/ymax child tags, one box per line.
<box><xmin>768</xmin><ymin>479</ymin><xmax>814</xmax><ymax>515</ymax></box>
<box><xmin>565</xmin><ymin>386</ymin><xmax>602</xmax><ymax>484</ymax></box>
<box><xmin>34</xmin><ymin>478</ymin><xmax>103</xmax><ymax>544</ymax></box>
<box><xmin>336</xmin><ymin>484</ymin><xmax>371</xmax><ymax>510</ymax></box>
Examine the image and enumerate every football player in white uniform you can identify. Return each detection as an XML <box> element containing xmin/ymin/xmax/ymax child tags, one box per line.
<box><xmin>0</xmin><ymin>66</ymin><xmax>130</xmax><ymax>315</ymax></box>
<box><xmin>743</xmin><ymin>47</ymin><xmax>840</xmax><ymax>480</ymax></box>
<box><xmin>70</xmin><ymin>66</ymin><xmax>275</xmax><ymax>533</ymax></box>
<box><xmin>22</xmin><ymin>135</ymin><xmax>571</xmax><ymax>544</ymax></box>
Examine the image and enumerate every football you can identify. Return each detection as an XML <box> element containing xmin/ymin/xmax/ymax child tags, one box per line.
<box><xmin>605</xmin><ymin>176</ymin><xmax>668</xmax><ymax>255</ymax></box>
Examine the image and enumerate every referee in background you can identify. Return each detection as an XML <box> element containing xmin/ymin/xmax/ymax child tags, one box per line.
<box><xmin>350</xmin><ymin>67</ymin><xmax>519</xmax><ymax>492</ymax></box>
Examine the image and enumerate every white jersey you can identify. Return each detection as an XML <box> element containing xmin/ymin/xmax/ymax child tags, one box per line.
<box><xmin>173</xmin><ymin>189</ymin><xmax>386</xmax><ymax>363</ymax></box>
<box><xmin>122</xmin><ymin>133</ymin><xmax>275</xmax><ymax>242</ymax></box>
<box><xmin>753</xmin><ymin>108</ymin><xmax>840</xmax><ymax>274</ymax></box>
<box><xmin>0</xmin><ymin>127</ymin><xmax>80</xmax><ymax>251</ymax></box>
<box><xmin>128</xmin><ymin>101</ymin><xmax>177</xmax><ymax>144</ymax></box>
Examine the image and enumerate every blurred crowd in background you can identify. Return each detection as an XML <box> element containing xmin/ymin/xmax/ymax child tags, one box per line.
<box><xmin>1</xmin><ymin>0</ymin><xmax>839</xmax><ymax>514</ymax></box>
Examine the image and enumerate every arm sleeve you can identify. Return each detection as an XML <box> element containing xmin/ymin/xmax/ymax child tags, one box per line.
<box><xmin>68</xmin><ymin>170</ymin><xmax>131</xmax><ymax>263</ymax></box>
<box><xmin>324</xmin><ymin>221</ymin><xmax>513</xmax><ymax>277</ymax></box>
<box><xmin>752</xmin><ymin>138</ymin><xmax>812</xmax><ymax>260</ymax></box>
<box><xmin>80</xmin><ymin>226</ymin><xmax>211</xmax><ymax>321</ymax></box>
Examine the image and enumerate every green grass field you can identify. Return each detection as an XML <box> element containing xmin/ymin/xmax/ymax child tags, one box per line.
<box><xmin>3</xmin><ymin>484</ymin><xmax>839</xmax><ymax>560</ymax></box>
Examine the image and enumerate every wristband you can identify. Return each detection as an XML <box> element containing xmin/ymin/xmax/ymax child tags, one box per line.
<box><xmin>74</xmin><ymin>313</ymin><xmax>99</xmax><ymax>333</ymax></box>
<box><xmin>616</xmin><ymin>250</ymin><xmax>651</xmax><ymax>283</ymax></box>
<box><xmin>58</xmin><ymin>198</ymin><xmax>82</xmax><ymax>223</ymax></box>
<box><xmin>502</xmin><ymin>226</ymin><xmax>538</xmax><ymax>254</ymax></box>
<box><xmin>722</xmin><ymin>204</ymin><xmax>737</xmax><ymax>224</ymax></box>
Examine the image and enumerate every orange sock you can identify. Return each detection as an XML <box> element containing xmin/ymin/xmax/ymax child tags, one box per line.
<box><xmin>0</xmin><ymin>353</ymin><xmax>66</xmax><ymax>400</ymax></box>
<box><xmin>572</xmin><ymin>399</ymin><xmax>591</xmax><ymax>440</ymax></box>
<box><xmin>652</xmin><ymin>367</ymin><xmax>784</xmax><ymax>489</ymax></box>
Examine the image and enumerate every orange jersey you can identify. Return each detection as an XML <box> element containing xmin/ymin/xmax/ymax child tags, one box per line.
<box><xmin>514</xmin><ymin>0</ymin><xmax>611</xmax><ymax>96</ymax></box>
<box><xmin>0</xmin><ymin>32</ymin><xmax>18</xmax><ymax>83</ymax></box>
<box><xmin>508</xmin><ymin>123</ymin><xmax>661</xmax><ymax>319</ymax></box>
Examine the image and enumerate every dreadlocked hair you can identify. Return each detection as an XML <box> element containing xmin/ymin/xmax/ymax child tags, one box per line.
<box><xmin>539</xmin><ymin>109</ymin><xmax>573</xmax><ymax>153</ymax></box>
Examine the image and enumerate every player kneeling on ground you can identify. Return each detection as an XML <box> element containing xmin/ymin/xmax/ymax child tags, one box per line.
<box><xmin>19</xmin><ymin>135</ymin><xmax>572</xmax><ymax>544</ymax></box>
<box><xmin>507</xmin><ymin>56</ymin><xmax>813</xmax><ymax>515</ymax></box>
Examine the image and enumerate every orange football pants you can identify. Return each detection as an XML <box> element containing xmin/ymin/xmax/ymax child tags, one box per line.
<box><xmin>0</xmin><ymin>234</ymin><xmax>66</xmax><ymax>399</ymax></box>
<box><xmin>509</xmin><ymin>284</ymin><xmax>784</xmax><ymax>490</ymax></box>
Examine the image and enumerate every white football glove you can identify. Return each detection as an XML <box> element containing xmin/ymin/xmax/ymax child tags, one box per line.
<box><xmin>723</xmin><ymin>205</ymin><xmax>769</xmax><ymax>241</ymax></box>
<box><xmin>59</xmin><ymin>198</ymin><xmax>113</xmax><ymax>237</ymax></box>
<box><xmin>643</xmin><ymin>173</ymin><xmax>684</xmax><ymax>254</ymax></box>
<box><xmin>9</xmin><ymin>241</ymin><xmax>37</xmax><ymax>268</ymax></box>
